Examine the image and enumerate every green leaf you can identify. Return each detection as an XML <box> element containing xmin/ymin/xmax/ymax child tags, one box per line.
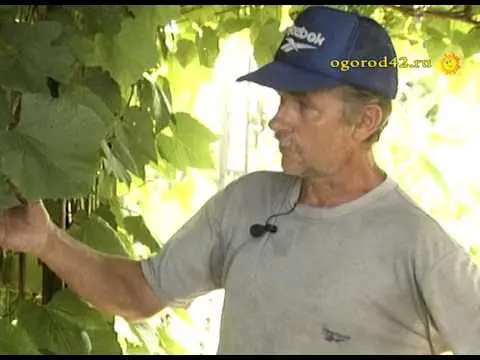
<box><xmin>111</xmin><ymin>126</ymin><xmax>140</xmax><ymax>178</ymax></box>
<box><xmin>173</xmin><ymin>112</ymin><xmax>218</xmax><ymax>145</ymax></box>
<box><xmin>0</xmin><ymin>318</ymin><xmax>40</xmax><ymax>355</ymax></box>
<box><xmin>421</xmin><ymin>19</ymin><xmax>452</xmax><ymax>62</ymax></box>
<box><xmin>81</xmin><ymin>67</ymin><xmax>124</xmax><ymax>116</ymax></box>
<box><xmin>289</xmin><ymin>5</ymin><xmax>307</xmax><ymax>20</ymax></box>
<box><xmin>85</xmin><ymin>6</ymin><xmax>181</xmax><ymax>90</ymax></box>
<box><xmin>0</xmin><ymin>93</ymin><xmax>107</xmax><ymax>201</ymax></box>
<box><xmin>157</xmin><ymin>112</ymin><xmax>218</xmax><ymax>170</ymax></box>
<box><xmin>136</xmin><ymin>77</ymin><xmax>172</xmax><ymax>132</ymax></box>
<box><xmin>17</xmin><ymin>300</ymin><xmax>92</xmax><ymax>355</ymax></box>
<box><xmin>156</xmin><ymin>76</ymin><xmax>174</xmax><ymax>129</ymax></box>
<box><xmin>96</xmin><ymin>170</ymin><xmax>118</xmax><ymax>203</ymax></box>
<box><xmin>73</xmin><ymin>6</ymin><xmax>124</xmax><ymax>38</ymax></box>
<box><xmin>101</xmin><ymin>140</ymin><xmax>133</xmax><ymax>186</ymax></box>
<box><xmin>93</xmin><ymin>203</ymin><xmax>118</xmax><ymax>230</ymax></box>
<box><xmin>422</xmin><ymin>17</ymin><xmax>451</xmax><ymax>38</ymax></box>
<box><xmin>68</xmin><ymin>211</ymin><xmax>132</xmax><ymax>257</ymax></box>
<box><xmin>219</xmin><ymin>17</ymin><xmax>253</xmax><ymax>36</ymax></box>
<box><xmin>118</xmin><ymin>107</ymin><xmax>158</xmax><ymax>180</ymax></box>
<box><xmin>0</xmin><ymin>88</ymin><xmax>12</xmax><ymax>130</ymax></box>
<box><xmin>165</xmin><ymin>55</ymin><xmax>213</xmax><ymax>113</ymax></box>
<box><xmin>0</xmin><ymin>176</ymin><xmax>20</xmax><ymax>209</ymax></box>
<box><xmin>128</xmin><ymin>5</ymin><xmax>181</xmax><ymax>28</ymax></box>
<box><xmin>47</xmin><ymin>289</ymin><xmax>111</xmax><ymax>331</ymax></box>
<box><xmin>181</xmin><ymin>6</ymin><xmax>217</xmax><ymax>24</ymax></box>
<box><xmin>426</xmin><ymin>37</ymin><xmax>448</xmax><ymax>65</ymax></box>
<box><xmin>0</xmin><ymin>21</ymin><xmax>75</xmax><ymax>93</ymax></box>
<box><xmin>461</xmin><ymin>27</ymin><xmax>480</xmax><ymax>58</ymax></box>
<box><xmin>429</xmin><ymin>5</ymin><xmax>456</xmax><ymax>11</ymax></box>
<box><xmin>156</xmin><ymin>133</ymin><xmax>190</xmax><ymax>171</ymax></box>
<box><xmin>124</xmin><ymin>215</ymin><xmax>161</xmax><ymax>253</ymax></box>
<box><xmin>150</xmin><ymin>158</ymin><xmax>178</xmax><ymax>181</ymax></box>
<box><xmin>61</xmin><ymin>84</ymin><xmax>116</xmax><ymax>131</ymax></box>
<box><xmin>196</xmin><ymin>26</ymin><xmax>220</xmax><ymax>68</ymax></box>
<box><xmin>252</xmin><ymin>19</ymin><xmax>282</xmax><ymax>66</ymax></box>
<box><xmin>176</xmin><ymin>39</ymin><xmax>197</xmax><ymax>68</ymax></box>
<box><xmin>88</xmin><ymin>325</ymin><xmax>123</xmax><ymax>355</ymax></box>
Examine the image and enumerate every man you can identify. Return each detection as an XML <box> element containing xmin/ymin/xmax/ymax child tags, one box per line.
<box><xmin>0</xmin><ymin>5</ymin><xmax>479</xmax><ymax>355</ymax></box>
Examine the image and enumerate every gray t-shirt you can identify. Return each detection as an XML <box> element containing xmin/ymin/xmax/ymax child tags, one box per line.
<box><xmin>140</xmin><ymin>171</ymin><xmax>480</xmax><ymax>354</ymax></box>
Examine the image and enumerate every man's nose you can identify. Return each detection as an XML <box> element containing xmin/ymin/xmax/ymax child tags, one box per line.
<box><xmin>268</xmin><ymin>106</ymin><xmax>290</xmax><ymax>133</ymax></box>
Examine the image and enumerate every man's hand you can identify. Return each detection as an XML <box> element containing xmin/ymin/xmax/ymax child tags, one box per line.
<box><xmin>0</xmin><ymin>201</ymin><xmax>54</xmax><ymax>256</ymax></box>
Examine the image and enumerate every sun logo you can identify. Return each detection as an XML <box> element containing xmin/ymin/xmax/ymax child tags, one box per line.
<box><xmin>438</xmin><ymin>52</ymin><xmax>461</xmax><ymax>75</ymax></box>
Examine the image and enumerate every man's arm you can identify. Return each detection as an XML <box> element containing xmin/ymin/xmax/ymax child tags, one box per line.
<box><xmin>1</xmin><ymin>173</ymin><xmax>240</xmax><ymax>319</ymax></box>
<box><xmin>37</xmin><ymin>225</ymin><xmax>165</xmax><ymax>321</ymax></box>
<box><xmin>414</xmin><ymin>223</ymin><xmax>480</xmax><ymax>354</ymax></box>
<box><xmin>0</xmin><ymin>202</ymin><xmax>165</xmax><ymax>321</ymax></box>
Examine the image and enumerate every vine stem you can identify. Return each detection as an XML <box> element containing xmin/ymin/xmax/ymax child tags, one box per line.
<box><xmin>384</xmin><ymin>5</ymin><xmax>480</xmax><ymax>26</ymax></box>
<box><xmin>179</xmin><ymin>5</ymin><xmax>479</xmax><ymax>27</ymax></box>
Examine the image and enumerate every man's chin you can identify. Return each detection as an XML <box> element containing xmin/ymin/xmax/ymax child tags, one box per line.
<box><xmin>280</xmin><ymin>160</ymin><xmax>305</xmax><ymax>177</ymax></box>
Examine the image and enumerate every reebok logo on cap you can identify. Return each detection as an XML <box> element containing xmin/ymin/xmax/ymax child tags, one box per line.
<box><xmin>280</xmin><ymin>26</ymin><xmax>326</xmax><ymax>53</ymax></box>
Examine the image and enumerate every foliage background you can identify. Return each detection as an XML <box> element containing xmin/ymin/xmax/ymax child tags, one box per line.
<box><xmin>0</xmin><ymin>4</ymin><xmax>479</xmax><ymax>354</ymax></box>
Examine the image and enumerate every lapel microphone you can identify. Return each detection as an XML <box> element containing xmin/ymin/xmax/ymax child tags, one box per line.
<box><xmin>249</xmin><ymin>199</ymin><xmax>300</xmax><ymax>238</ymax></box>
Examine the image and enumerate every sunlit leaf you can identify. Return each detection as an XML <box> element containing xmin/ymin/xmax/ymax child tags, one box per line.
<box><xmin>137</xmin><ymin>77</ymin><xmax>172</xmax><ymax>132</ymax></box>
<box><xmin>130</xmin><ymin>321</ymin><xmax>164</xmax><ymax>355</ymax></box>
<box><xmin>252</xmin><ymin>18</ymin><xmax>282</xmax><ymax>66</ymax></box>
<box><xmin>196</xmin><ymin>26</ymin><xmax>220</xmax><ymax>68</ymax></box>
<box><xmin>157</xmin><ymin>112</ymin><xmax>218</xmax><ymax>170</ymax></box>
<box><xmin>219</xmin><ymin>17</ymin><xmax>253</xmax><ymax>36</ymax></box>
<box><xmin>176</xmin><ymin>39</ymin><xmax>197</xmax><ymax>68</ymax></box>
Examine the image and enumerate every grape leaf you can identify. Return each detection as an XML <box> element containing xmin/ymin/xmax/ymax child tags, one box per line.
<box><xmin>176</xmin><ymin>39</ymin><xmax>197</xmax><ymax>68</ymax></box>
<box><xmin>0</xmin><ymin>21</ymin><xmax>75</xmax><ymax>93</ymax></box>
<box><xmin>0</xmin><ymin>87</ymin><xmax>12</xmax><ymax>130</ymax></box>
<box><xmin>0</xmin><ymin>93</ymin><xmax>107</xmax><ymax>200</ymax></box>
<box><xmin>124</xmin><ymin>215</ymin><xmax>161</xmax><ymax>253</ymax></box>
<box><xmin>68</xmin><ymin>211</ymin><xmax>132</xmax><ymax>257</ymax></box>
<box><xmin>252</xmin><ymin>19</ymin><xmax>282</xmax><ymax>66</ymax></box>
<box><xmin>0</xmin><ymin>318</ymin><xmax>40</xmax><ymax>355</ymax></box>
<box><xmin>17</xmin><ymin>300</ymin><xmax>92</xmax><ymax>355</ymax></box>
<box><xmin>196</xmin><ymin>26</ymin><xmax>220</xmax><ymax>68</ymax></box>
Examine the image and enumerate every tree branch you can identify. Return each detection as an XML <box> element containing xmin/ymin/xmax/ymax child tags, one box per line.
<box><xmin>384</xmin><ymin>5</ymin><xmax>480</xmax><ymax>27</ymax></box>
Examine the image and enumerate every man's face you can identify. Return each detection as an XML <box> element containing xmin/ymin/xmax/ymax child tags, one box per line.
<box><xmin>268</xmin><ymin>88</ymin><xmax>358</xmax><ymax>178</ymax></box>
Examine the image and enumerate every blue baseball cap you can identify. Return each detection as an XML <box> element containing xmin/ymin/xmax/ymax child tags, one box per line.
<box><xmin>237</xmin><ymin>6</ymin><xmax>398</xmax><ymax>99</ymax></box>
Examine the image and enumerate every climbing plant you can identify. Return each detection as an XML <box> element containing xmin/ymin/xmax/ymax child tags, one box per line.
<box><xmin>0</xmin><ymin>4</ymin><xmax>479</xmax><ymax>355</ymax></box>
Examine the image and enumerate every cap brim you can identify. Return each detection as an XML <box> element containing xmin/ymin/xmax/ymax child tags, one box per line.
<box><xmin>237</xmin><ymin>60</ymin><xmax>343</xmax><ymax>92</ymax></box>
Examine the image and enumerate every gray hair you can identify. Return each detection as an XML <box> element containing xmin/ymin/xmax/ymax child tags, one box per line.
<box><xmin>335</xmin><ymin>85</ymin><xmax>393</xmax><ymax>145</ymax></box>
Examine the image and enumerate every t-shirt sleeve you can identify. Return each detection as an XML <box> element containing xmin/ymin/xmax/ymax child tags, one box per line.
<box><xmin>140</xmin><ymin>184</ymin><xmax>232</xmax><ymax>308</ymax></box>
<box><xmin>414</xmin><ymin>223</ymin><xmax>480</xmax><ymax>354</ymax></box>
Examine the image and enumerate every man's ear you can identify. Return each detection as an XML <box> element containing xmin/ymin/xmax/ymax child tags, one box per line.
<box><xmin>351</xmin><ymin>104</ymin><xmax>383</xmax><ymax>143</ymax></box>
